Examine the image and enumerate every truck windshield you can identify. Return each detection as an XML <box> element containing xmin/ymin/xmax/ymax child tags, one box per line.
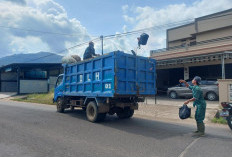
<box><xmin>56</xmin><ymin>75</ymin><xmax>63</xmax><ymax>87</ymax></box>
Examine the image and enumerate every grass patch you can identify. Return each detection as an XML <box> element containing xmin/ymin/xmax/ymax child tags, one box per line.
<box><xmin>13</xmin><ymin>92</ymin><xmax>55</xmax><ymax>105</ymax></box>
<box><xmin>211</xmin><ymin>117</ymin><xmax>227</xmax><ymax>124</ymax></box>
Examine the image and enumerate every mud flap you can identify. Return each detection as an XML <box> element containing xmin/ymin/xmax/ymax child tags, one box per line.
<box><xmin>98</xmin><ymin>103</ymin><xmax>110</xmax><ymax>113</ymax></box>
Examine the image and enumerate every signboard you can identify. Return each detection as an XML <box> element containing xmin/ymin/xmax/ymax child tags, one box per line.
<box><xmin>230</xmin><ymin>84</ymin><xmax>232</xmax><ymax>102</ymax></box>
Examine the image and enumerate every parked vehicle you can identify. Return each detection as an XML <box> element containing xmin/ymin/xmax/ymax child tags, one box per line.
<box><xmin>167</xmin><ymin>80</ymin><xmax>218</xmax><ymax>101</ymax></box>
<box><xmin>53</xmin><ymin>51</ymin><xmax>156</xmax><ymax>122</ymax></box>
<box><xmin>220</xmin><ymin>102</ymin><xmax>232</xmax><ymax>130</ymax></box>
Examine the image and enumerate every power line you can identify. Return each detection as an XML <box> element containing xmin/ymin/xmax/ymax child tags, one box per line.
<box><xmin>0</xmin><ymin>25</ymin><xmax>93</xmax><ymax>37</ymax></box>
<box><xmin>25</xmin><ymin>37</ymin><xmax>100</xmax><ymax>63</ymax></box>
<box><xmin>0</xmin><ymin>17</ymin><xmax>192</xmax><ymax>39</ymax></box>
<box><xmin>12</xmin><ymin>12</ymin><xmax>232</xmax><ymax>63</ymax></box>
<box><xmin>16</xmin><ymin>18</ymin><xmax>201</xmax><ymax>63</ymax></box>
<box><xmin>1</xmin><ymin>11</ymin><xmax>231</xmax><ymax>39</ymax></box>
<box><xmin>103</xmin><ymin>18</ymin><xmax>194</xmax><ymax>40</ymax></box>
<box><xmin>102</xmin><ymin>12</ymin><xmax>232</xmax><ymax>40</ymax></box>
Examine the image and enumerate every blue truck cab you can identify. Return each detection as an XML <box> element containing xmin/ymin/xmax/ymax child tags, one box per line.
<box><xmin>54</xmin><ymin>51</ymin><xmax>156</xmax><ymax>122</ymax></box>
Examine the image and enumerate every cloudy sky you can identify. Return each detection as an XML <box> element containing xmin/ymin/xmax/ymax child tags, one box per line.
<box><xmin>0</xmin><ymin>0</ymin><xmax>232</xmax><ymax>58</ymax></box>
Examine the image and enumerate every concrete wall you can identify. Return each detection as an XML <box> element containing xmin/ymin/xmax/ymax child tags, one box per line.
<box><xmin>20</xmin><ymin>80</ymin><xmax>48</xmax><ymax>94</ymax></box>
<box><xmin>196</xmin><ymin>27</ymin><xmax>232</xmax><ymax>42</ymax></box>
<box><xmin>218</xmin><ymin>79</ymin><xmax>232</xmax><ymax>103</ymax></box>
<box><xmin>168</xmin><ymin>23</ymin><xmax>195</xmax><ymax>42</ymax></box>
<box><xmin>167</xmin><ymin>10</ymin><xmax>232</xmax><ymax>44</ymax></box>
<box><xmin>168</xmin><ymin>40</ymin><xmax>183</xmax><ymax>48</ymax></box>
<box><xmin>49</xmin><ymin>76</ymin><xmax>57</xmax><ymax>91</ymax></box>
<box><xmin>197</xmin><ymin>13</ymin><xmax>232</xmax><ymax>33</ymax></box>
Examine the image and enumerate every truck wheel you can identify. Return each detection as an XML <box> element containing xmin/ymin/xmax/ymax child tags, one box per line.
<box><xmin>127</xmin><ymin>109</ymin><xmax>134</xmax><ymax>118</ymax></box>
<box><xmin>117</xmin><ymin>108</ymin><xmax>134</xmax><ymax>119</ymax></box>
<box><xmin>86</xmin><ymin>101</ymin><xmax>99</xmax><ymax>122</ymax></box>
<box><xmin>57</xmin><ymin>97</ymin><xmax>65</xmax><ymax>113</ymax></box>
<box><xmin>116</xmin><ymin>109</ymin><xmax>126</xmax><ymax>119</ymax></box>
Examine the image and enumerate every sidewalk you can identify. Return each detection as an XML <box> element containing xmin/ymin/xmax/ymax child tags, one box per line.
<box><xmin>3</xmin><ymin>94</ymin><xmax>220</xmax><ymax>124</ymax></box>
<box><xmin>0</xmin><ymin>92</ymin><xmax>17</xmax><ymax>99</ymax></box>
<box><xmin>136</xmin><ymin>97</ymin><xmax>219</xmax><ymax>124</ymax></box>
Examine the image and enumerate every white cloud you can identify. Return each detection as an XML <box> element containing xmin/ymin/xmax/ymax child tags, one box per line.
<box><xmin>120</xmin><ymin>0</ymin><xmax>232</xmax><ymax>56</ymax></box>
<box><xmin>122</xmin><ymin>5</ymin><xmax>129</xmax><ymax>13</ymax></box>
<box><xmin>123</xmin><ymin>15</ymin><xmax>135</xmax><ymax>23</ymax></box>
<box><xmin>4</xmin><ymin>0</ymin><xmax>26</xmax><ymax>5</ymax></box>
<box><xmin>1</xmin><ymin>0</ymin><xmax>232</xmax><ymax>59</ymax></box>
<box><xmin>9</xmin><ymin>36</ymin><xmax>50</xmax><ymax>53</ymax></box>
<box><xmin>0</xmin><ymin>0</ymin><xmax>91</xmax><ymax>58</ymax></box>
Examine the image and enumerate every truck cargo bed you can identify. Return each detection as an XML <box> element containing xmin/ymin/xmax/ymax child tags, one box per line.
<box><xmin>63</xmin><ymin>51</ymin><xmax>156</xmax><ymax>97</ymax></box>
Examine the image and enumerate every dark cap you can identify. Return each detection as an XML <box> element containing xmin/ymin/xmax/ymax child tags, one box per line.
<box><xmin>89</xmin><ymin>41</ymin><xmax>94</xmax><ymax>45</ymax></box>
<box><xmin>193</xmin><ymin>76</ymin><xmax>201</xmax><ymax>84</ymax></box>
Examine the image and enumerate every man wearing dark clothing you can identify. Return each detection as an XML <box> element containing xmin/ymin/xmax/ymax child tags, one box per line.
<box><xmin>83</xmin><ymin>41</ymin><xmax>97</xmax><ymax>60</ymax></box>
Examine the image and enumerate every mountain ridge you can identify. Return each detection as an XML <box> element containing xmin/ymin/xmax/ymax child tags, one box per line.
<box><xmin>0</xmin><ymin>52</ymin><xmax>63</xmax><ymax>67</ymax></box>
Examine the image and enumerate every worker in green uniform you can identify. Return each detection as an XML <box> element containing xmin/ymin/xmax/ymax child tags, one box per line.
<box><xmin>179</xmin><ymin>76</ymin><xmax>206</xmax><ymax>136</ymax></box>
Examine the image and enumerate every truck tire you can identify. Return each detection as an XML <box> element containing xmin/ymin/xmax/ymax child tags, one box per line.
<box><xmin>127</xmin><ymin>109</ymin><xmax>134</xmax><ymax>118</ymax></box>
<box><xmin>86</xmin><ymin>101</ymin><xmax>105</xmax><ymax>122</ymax></box>
<box><xmin>57</xmin><ymin>97</ymin><xmax>65</xmax><ymax>113</ymax></box>
<box><xmin>117</xmin><ymin>108</ymin><xmax>134</xmax><ymax>119</ymax></box>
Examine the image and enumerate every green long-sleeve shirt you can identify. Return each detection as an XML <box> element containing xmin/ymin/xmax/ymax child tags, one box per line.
<box><xmin>189</xmin><ymin>85</ymin><xmax>206</xmax><ymax>123</ymax></box>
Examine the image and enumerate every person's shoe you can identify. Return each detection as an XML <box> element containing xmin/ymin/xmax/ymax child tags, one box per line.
<box><xmin>192</xmin><ymin>123</ymin><xmax>200</xmax><ymax>133</ymax></box>
<box><xmin>199</xmin><ymin>132</ymin><xmax>205</xmax><ymax>137</ymax></box>
<box><xmin>192</xmin><ymin>132</ymin><xmax>205</xmax><ymax>137</ymax></box>
<box><xmin>192</xmin><ymin>123</ymin><xmax>205</xmax><ymax>137</ymax></box>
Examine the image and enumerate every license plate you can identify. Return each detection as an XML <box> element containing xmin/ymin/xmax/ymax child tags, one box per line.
<box><xmin>220</xmin><ymin>110</ymin><xmax>229</xmax><ymax>117</ymax></box>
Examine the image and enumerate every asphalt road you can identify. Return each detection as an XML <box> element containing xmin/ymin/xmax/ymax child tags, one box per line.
<box><xmin>0</xmin><ymin>100</ymin><xmax>231</xmax><ymax>157</ymax></box>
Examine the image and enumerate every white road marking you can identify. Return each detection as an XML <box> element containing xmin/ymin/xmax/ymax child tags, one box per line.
<box><xmin>178</xmin><ymin>137</ymin><xmax>201</xmax><ymax>157</ymax></box>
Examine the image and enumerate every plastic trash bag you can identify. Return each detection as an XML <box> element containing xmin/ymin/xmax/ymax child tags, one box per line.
<box><xmin>179</xmin><ymin>104</ymin><xmax>191</xmax><ymax>119</ymax></box>
<box><xmin>62</xmin><ymin>55</ymin><xmax>81</xmax><ymax>64</ymax></box>
<box><xmin>138</xmin><ymin>33</ymin><xmax>149</xmax><ymax>46</ymax></box>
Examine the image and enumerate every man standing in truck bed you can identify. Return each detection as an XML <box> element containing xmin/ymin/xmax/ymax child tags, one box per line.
<box><xmin>83</xmin><ymin>41</ymin><xmax>98</xmax><ymax>60</ymax></box>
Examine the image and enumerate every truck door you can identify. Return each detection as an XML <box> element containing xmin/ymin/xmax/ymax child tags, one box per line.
<box><xmin>54</xmin><ymin>74</ymin><xmax>64</xmax><ymax>101</ymax></box>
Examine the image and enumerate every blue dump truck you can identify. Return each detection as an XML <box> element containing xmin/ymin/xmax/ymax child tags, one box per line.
<box><xmin>53</xmin><ymin>51</ymin><xmax>156</xmax><ymax>122</ymax></box>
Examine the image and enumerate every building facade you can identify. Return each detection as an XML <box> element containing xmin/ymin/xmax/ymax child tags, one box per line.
<box><xmin>150</xmin><ymin>9</ymin><xmax>232</xmax><ymax>93</ymax></box>
<box><xmin>0</xmin><ymin>63</ymin><xmax>62</xmax><ymax>94</ymax></box>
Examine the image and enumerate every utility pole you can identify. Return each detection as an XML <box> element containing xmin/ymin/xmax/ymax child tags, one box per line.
<box><xmin>221</xmin><ymin>53</ymin><xmax>225</xmax><ymax>79</ymax></box>
<box><xmin>100</xmin><ymin>35</ymin><xmax>103</xmax><ymax>55</ymax></box>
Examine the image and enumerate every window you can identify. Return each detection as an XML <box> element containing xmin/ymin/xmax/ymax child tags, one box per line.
<box><xmin>24</xmin><ymin>70</ymin><xmax>47</xmax><ymax>79</ymax></box>
<box><xmin>56</xmin><ymin>75</ymin><xmax>63</xmax><ymax>87</ymax></box>
<box><xmin>205</xmin><ymin>80</ymin><xmax>217</xmax><ymax>85</ymax></box>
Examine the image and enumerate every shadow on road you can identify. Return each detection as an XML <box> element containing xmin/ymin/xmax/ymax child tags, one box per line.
<box><xmin>66</xmin><ymin>109</ymin><xmax>232</xmax><ymax>140</ymax></box>
<box><xmin>67</xmin><ymin>109</ymin><xmax>195</xmax><ymax>140</ymax></box>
